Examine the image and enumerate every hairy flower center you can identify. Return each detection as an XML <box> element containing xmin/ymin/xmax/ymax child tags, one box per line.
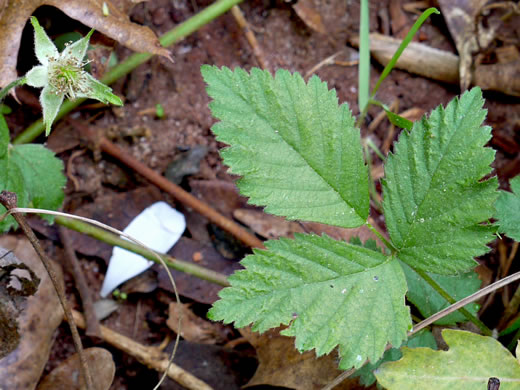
<box><xmin>48</xmin><ymin>57</ymin><xmax>90</xmax><ymax>100</ymax></box>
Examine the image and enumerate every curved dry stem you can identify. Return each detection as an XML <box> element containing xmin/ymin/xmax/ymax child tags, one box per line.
<box><xmin>0</xmin><ymin>207</ymin><xmax>182</xmax><ymax>388</ymax></box>
<box><xmin>322</xmin><ymin>269</ymin><xmax>520</xmax><ymax>390</ymax></box>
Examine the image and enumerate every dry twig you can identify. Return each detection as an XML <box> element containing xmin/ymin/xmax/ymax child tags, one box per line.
<box><xmin>70</xmin><ymin>118</ymin><xmax>265</xmax><ymax>249</ymax></box>
<box><xmin>59</xmin><ymin>226</ymin><xmax>102</xmax><ymax>338</ymax></box>
<box><xmin>0</xmin><ymin>191</ymin><xmax>94</xmax><ymax>390</ymax></box>
<box><xmin>72</xmin><ymin>310</ymin><xmax>213</xmax><ymax>390</ymax></box>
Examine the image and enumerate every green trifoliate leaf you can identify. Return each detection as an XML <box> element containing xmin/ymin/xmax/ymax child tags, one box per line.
<box><xmin>202</xmin><ymin>66</ymin><xmax>369</xmax><ymax>228</ymax></box>
<box><xmin>382</xmin><ymin>87</ymin><xmax>498</xmax><ymax>274</ymax></box>
<box><xmin>375</xmin><ymin>329</ymin><xmax>520</xmax><ymax>389</ymax></box>
<box><xmin>495</xmin><ymin>175</ymin><xmax>520</xmax><ymax>241</ymax></box>
<box><xmin>0</xmin><ymin>139</ymin><xmax>64</xmax><ymax>231</ymax></box>
<box><xmin>353</xmin><ymin>329</ymin><xmax>437</xmax><ymax>387</ymax></box>
<box><xmin>208</xmin><ymin>234</ymin><xmax>411</xmax><ymax>369</ymax></box>
<box><xmin>401</xmin><ymin>262</ymin><xmax>480</xmax><ymax>325</ymax></box>
<box><xmin>10</xmin><ymin>145</ymin><xmax>66</xmax><ymax>223</ymax></box>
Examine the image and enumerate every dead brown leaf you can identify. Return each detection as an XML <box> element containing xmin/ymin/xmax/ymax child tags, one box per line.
<box><xmin>240</xmin><ymin>327</ymin><xmax>365</xmax><ymax>390</ymax></box>
<box><xmin>292</xmin><ymin>0</ymin><xmax>327</xmax><ymax>35</ymax></box>
<box><xmin>233</xmin><ymin>208</ymin><xmax>384</xmax><ymax>247</ymax></box>
<box><xmin>0</xmin><ymin>245</ymin><xmax>40</xmax><ymax>359</ymax></box>
<box><xmin>437</xmin><ymin>0</ymin><xmax>495</xmax><ymax>90</ymax></box>
<box><xmin>37</xmin><ymin>347</ymin><xmax>115</xmax><ymax>390</ymax></box>
<box><xmin>233</xmin><ymin>209</ymin><xmax>305</xmax><ymax>239</ymax></box>
<box><xmin>0</xmin><ymin>235</ymin><xmax>64</xmax><ymax>390</ymax></box>
<box><xmin>0</xmin><ymin>0</ymin><xmax>171</xmax><ymax>88</ymax></box>
<box><xmin>166</xmin><ymin>302</ymin><xmax>228</xmax><ymax>344</ymax></box>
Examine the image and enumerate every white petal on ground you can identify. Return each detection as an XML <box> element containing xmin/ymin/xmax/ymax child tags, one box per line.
<box><xmin>100</xmin><ymin>202</ymin><xmax>186</xmax><ymax>297</ymax></box>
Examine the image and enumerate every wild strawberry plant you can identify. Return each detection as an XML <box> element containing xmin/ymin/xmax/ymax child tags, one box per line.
<box><xmin>202</xmin><ymin>65</ymin><xmax>500</xmax><ymax>376</ymax></box>
<box><xmin>0</xmin><ymin>17</ymin><xmax>122</xmax><ymax>230</ymax></box>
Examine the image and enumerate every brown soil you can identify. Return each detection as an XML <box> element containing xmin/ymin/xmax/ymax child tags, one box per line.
<box><xmin>4</xmin><ymin>0</ymin><xmax>520</xmax><ymax>389</ymax></box>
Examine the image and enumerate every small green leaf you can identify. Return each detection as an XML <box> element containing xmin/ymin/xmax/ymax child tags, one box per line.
<box><xmin>0</xmin><ymin>157</ymin><xmax>28</xmax><ymax>231</ymax></box>
<box><xmin>375</xmin><ymin>329</ymin><xmax>520</xmax><ymax>389</ymax></box>
<box><xmin>0</xmin><ymin>105</ymin><xmax>12</xmax><ymax>115</ymax></box>
<box><xmin>382</xmin><ymin>87</ymin><xmax>498</xmax><ymax>274</ymax></box>
<box><xmin>496</xmin><ymin>175</ymin><xmax>520</xmax><ymax>242</ymax></box>
<box><xmin>354</xmin><ymin>329</ymin><xmax>437</xmax><ymax>386</ymax></box>
<box><xmin>209</xmin><ymin>233</ymin><xmax>411</xmax><ymax>369</ymax></box>
<box><xmin>10</xmin><ymin>144</ymin><xmax>65</xmax><ymax>222</ymax></box>
<box><xmin>401</xmin><ymin>262</ymin><xmax>481</xmax><ymax>325</ymax></box>
<box><xmin>385</xmin><ymin>109</ymin><xmax>413</xmax><ymax>131</ymax></box>
<box><xmin>202</xmin><ymin>66</ymin><xmax>369</xmax><ymax>228</ymax></box>
<box><xmin>0</xmin><ymin>113</ymin><xmax>9</xmax><ymax>158</ymax></box>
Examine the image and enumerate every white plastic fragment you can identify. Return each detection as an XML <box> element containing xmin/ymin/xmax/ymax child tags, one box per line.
<box><xmin>100</xmin><ymin>201</ymin><xmax>185</xmax><ymax>297</ymax></box>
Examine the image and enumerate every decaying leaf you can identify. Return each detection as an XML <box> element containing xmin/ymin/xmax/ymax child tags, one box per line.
<box><xmin>166</xmin><ymin>302</ymin><xmax>228</xmax><ymax>344</ymax></box>
<box><xmin>0</xmin><ymin>0</ymin><xmax>171</xmax><ymax>88</ymax></box>
<box><xmin>292</xmin><ymin>0</ymin><xmax>327</xmax><ymax>35</ymax></box>
<box><xmin>0</xmin><ymin>244</ymin><xmax>40</xmax><ymax>359</ymax></box>
<box><xmin>240</xmin><ymin>327</ymin><xmax>364</xmax><ymax>390</ymax></box>
<box><xmin>437</xmin><ymin>0</ymin><xmax>496</xmax><ymax>90</ymax></box>
<box><xmin>233</xmin><ymin>208</ymin><xmax>384</xmax><ymax>247</ymax></box>
<box><xmin>233</xmin><ymin>208</ymin><xmax>305</xmax><ymax>239</ymax></box>
<box><xmin>0</xmin><ymin>235</ymin><xmax>64</xmax><ymax>390</ymax></box>
<box><xmin>37</xmin><ymin>347</ymin><xmax>115</xmax><ymax>390</ymax></box>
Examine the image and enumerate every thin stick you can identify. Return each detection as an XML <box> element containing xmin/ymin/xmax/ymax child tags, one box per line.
<box><xmin>413</xmin><ymin>268</ymin><xmax>492</xmax><ymax>336</ymax></box>
<box><xmin>0</xmin><ymin>206</ymin><xmax>183</xmax><ymax>389</ymax></box>
<box><xmin>231</xmin><ymin>5</ymin><xmax>268</xmax><ymax>70</ymax></box>
<box><xmin>71</xmin><ymin>118</ymin><xmax>265</xmax><ymax>250</ymax></box>
<box><xmin>323</xmin><ymin>269</ymin><xmax>520</xmax><ymax>389</ymax></box>
<box><xmin>72</xmin><ymin>310</ymin><xmax>213</xmax><ymax>390</ymax></box>
<box><xmin>54</xmin><ymin>213</ymin><xmax>229</xmax><ymax>286</ymax></box>
<box><xmin>0</xmin><ymin>191</ymin><xmax>94</xmax><ymax>390</ymax></box>
<box><xmin>59</xmin><ymin>226</ymin><xmax>102</xmax><ymax>338</ymax></box>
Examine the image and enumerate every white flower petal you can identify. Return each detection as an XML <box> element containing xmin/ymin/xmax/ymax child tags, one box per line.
<box><xmin>62</xmin><ymin>30</ymin><xmax>93</xmax><ymax>63</ymax></box>
<box><xmin>30</xmin><ymin>17</ymin><xmax>58</xmax><ymax>66</ymax></box>
<box><xmin>25</xmin><ymin>65</ymin><xmax>48</xmax><ymax>88</ymax></box>
<box><xmin>40</xmin><ymin>86</ymin><xmax>64</xmax><ymax>136</ymax></box>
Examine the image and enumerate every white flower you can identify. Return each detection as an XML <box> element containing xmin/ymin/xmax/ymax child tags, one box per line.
<box><xmin>25</xmin><ymin>17</ymin><xmax>122</xmax><ymax>135</ymax></box>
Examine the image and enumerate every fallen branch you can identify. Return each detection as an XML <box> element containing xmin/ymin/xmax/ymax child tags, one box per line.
<box><xmin>70</xmin><ymin>118</ymin><xmax>264</xmax><ymax>250</ymax></box>
<box><xmin>71</xmin><ymin>310</ymin><xmax>214</xmax><ymax>390</ymax></box>
<box><xmin>59</xmin><ymin>226</ymin><xmax>102</xmax><ymax>338</ymax></box>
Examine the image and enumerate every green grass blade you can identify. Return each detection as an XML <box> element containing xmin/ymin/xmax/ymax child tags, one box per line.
<box><xmin>370</xmin><ymin>99</ymin><xmax>413</xmax><ymax>131</ymax></box>
<box><xmin>371</xmin><ymin>7</ymin><xmax>440</xmax><ymax>97</ymax></box>
<box><xmin>358</xmin><ymin>0</ymin><xmax>370</xmax><ymax>112</ymax></box>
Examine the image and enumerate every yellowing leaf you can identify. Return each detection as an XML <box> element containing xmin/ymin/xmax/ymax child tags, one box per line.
<box><xmin>0</xmin><ymin>0</ymin><xmax>170</xmax><ymax>88</ymax></box>
<box><xmin>375</xmin><ymin>329</ymin><xmax>520</xmax><ymax>389</ymax></box>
